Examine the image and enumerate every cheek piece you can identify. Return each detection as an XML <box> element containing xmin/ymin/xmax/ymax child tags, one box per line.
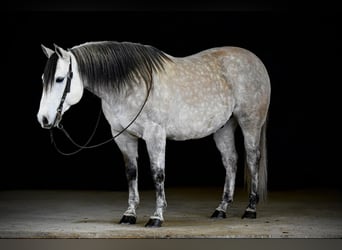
<box><xmin>52</xmin><ymin>58</ymin><xmax>73</xmax><ymax>128</ymax></box>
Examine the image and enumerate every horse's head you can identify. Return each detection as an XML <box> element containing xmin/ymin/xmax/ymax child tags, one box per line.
<box><xmin>37</xmin><ymin>44</ymin><xmax>84</xmax><ymax>129</ymax></box>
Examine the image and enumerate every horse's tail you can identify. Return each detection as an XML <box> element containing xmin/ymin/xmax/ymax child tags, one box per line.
<box><xmin>244</xmin><ymin>119</ymin><xmax>268</xmax><ymax>202</ymax></box>
<box><xmin>258</xmin><ymin>119</ymin><xmax>268</xmax><ymax>202</ymax></box>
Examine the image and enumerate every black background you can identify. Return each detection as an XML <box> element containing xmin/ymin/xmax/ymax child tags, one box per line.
<box><xmin>3</xmin><ymin>1</ymin><xmax>341</xmax><ymax>191</ymax></box>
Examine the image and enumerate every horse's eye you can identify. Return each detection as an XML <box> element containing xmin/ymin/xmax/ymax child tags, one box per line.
<box><xmin>56</xmin><ymin>77</ymin><xmax>65</xmax><ymax>83</ymax></box>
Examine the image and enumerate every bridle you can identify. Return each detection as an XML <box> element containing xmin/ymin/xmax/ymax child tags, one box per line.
<box><xmin>52</xmin><ymin>57</ymin><xmax>73</xmax><ymax>129</ymax></box>
<box><xmin>49</xmin><ymin>56</ymin><xmax>152</xmax><ymax>156</ymax></box>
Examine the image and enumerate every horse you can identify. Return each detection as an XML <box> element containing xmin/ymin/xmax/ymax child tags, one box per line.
<box><xmin>37</xmin><ymin>41</ymin><xmax>271</xmax><ymax>227</ymax></box>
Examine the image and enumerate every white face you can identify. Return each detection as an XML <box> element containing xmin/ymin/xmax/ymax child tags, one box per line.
<box><xmin>37</xmin><ymin>45</ymin><xmax>84</xmax><ymax>129</ymax></box>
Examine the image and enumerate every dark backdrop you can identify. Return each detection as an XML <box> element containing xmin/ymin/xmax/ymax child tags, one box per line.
<box><xmin>3</xmin><ymin>1</ymin><xmax>340</xmax><ymax>191</ymax></box>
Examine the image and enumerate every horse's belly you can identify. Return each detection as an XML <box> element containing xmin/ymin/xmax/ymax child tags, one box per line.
<box><xmin>165</xmin><ymin>102</ymin><xmax>232</xmax><ymax>140</ymax></box>
<box><xmin>158</xmin><ymin>84</ymin><xmax>234</xmax><ymax>140</ymax></box>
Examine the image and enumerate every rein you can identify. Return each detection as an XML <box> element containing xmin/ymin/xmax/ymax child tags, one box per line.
<box><xmin>49</xmin><ymin>58</ymin><xmax>152</xmax><ymax>156</ymax></box>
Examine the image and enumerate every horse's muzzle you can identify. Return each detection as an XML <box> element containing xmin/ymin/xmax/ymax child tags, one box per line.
<box><xmin>41</xmin><ymin>116</ymin><xmax>53</xmax><ymax>129</ymax></box>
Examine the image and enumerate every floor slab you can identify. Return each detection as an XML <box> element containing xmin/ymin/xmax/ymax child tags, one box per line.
<box><xmin>0</xmin><ymin>187</ymin><xmax>341</xmax><ymax>238</ymax></box>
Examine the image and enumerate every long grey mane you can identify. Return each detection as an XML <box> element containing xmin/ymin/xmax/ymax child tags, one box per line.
<box><xmin>70</xmin><ymin>41</ymin><xmax>172</xmax><ymax>93</ymax></box>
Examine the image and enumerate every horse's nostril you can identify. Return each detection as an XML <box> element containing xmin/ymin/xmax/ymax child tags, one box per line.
<box><xmin>42</xmin><ymin>116</ymin><xmax>49</xmax><ymax>127</ymax></box>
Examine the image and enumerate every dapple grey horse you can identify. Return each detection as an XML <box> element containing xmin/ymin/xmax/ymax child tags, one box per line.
<box><xmin>37</xmin><ymin>41</ymin><xmax>270</xmax><ymax>227</ymax></box>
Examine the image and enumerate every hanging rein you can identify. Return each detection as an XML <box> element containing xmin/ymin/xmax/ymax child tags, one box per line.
<box><xmin>49</xmin><ymin>57</ymin><xmax>152</xmax><ymax>156</ymax></box>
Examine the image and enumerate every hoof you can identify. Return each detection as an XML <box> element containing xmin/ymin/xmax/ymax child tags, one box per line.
<box><xmin>145</xmin><ymin>218</ymin><xmax>163</xmax><ymax>228</ymax></box>
<box><xmin>211</xmin><ymin>210</ymin><xmax>226</xmax><ymax>219</ymax></box>
<box><xmin>119</xmin><ymin>215</ymin><xmax>137</xmax><ymax>224</ymax></box>
<box><xmin>241</xmin><ymin>210</ymin><xmax>257</xmax><ymax>219</ymax></box>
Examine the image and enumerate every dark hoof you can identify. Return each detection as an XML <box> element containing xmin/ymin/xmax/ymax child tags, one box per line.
<box><xmin>119</xmin><ymin>215</ymin><xmax>137</xmax><ymax>224</ymax></box>
<box><xmin>242</xmin><ymin>211</ymin><xmax>257</xmax><ymax>219</ymax></box>
<box><xmin>145</xmin><ymin>218</ymin><xmax>163</xmax><ymax>228</ymax></box>
<box><xmin>211</xmin><ymin>210</ymin><xmax>226</xmax><ymax>219</ymax></box>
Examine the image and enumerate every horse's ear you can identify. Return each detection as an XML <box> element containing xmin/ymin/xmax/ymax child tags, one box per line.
<box><xmin>53</xmin><ymin>44</ymin><xmax>69</xmax><ymax>60</ymax></box>
<box><xmin>41</xmin><ymin>44</ymin><xmax>54</xmax><ymax>58</ymax></box>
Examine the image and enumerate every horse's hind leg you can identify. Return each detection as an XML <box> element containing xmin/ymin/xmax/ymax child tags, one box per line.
<box><xmin>237</xmin><ymin>117</ymin><xmax>265</xmax><ymax>219</ymax></box>
<box><xmin>211</xmin><ymin>117</ymin><xmax>238</xmax><ymax>219</ymax></box>
<box><xmin>114</xmin><ymin>133</ymin><xmax>140</xmax><ymax>225</ymax></box>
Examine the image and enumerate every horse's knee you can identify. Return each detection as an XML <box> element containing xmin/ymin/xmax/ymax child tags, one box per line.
<box><xmin>152</xmin><ymin>168</ymin><xmax>165</xmax><ymax>183</ymax></box>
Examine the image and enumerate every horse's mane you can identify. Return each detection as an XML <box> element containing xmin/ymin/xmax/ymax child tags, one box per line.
<box><xmin>71</xmin><ymin>41</ymin><xmax>172</xmax><ymax>93</ymax></box>
<box><xmin>43</xmin><ymin>41</ymin><xmax>172</xmax><ymax>93</ymax></box>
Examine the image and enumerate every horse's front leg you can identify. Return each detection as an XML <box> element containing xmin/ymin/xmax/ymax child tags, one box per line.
<box><xmin>114</xmin><ymin>132</ymin><xmax>140</xmax><ymax>225</ymax></box>
<box><xmin>143</xmin><ymin>124</ymin><xmax>167</xmax><ymax>228</ymax></box>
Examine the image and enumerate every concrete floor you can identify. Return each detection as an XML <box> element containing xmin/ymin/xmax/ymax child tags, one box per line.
<box><xmin>0</xmin><ymin>187</ymin><xmax>341</xmax><ymax>238</ymax></box>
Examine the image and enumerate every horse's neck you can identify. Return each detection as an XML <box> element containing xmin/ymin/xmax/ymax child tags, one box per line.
<box><xmin>85</xmin><ymin>83</ymin><xmax>127</xmax><ymax>107</ymax></box>
<box><xmin>72</xmin><ymin>54</ymin><xmax>147</xmax><ymax>106</ymax></box>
